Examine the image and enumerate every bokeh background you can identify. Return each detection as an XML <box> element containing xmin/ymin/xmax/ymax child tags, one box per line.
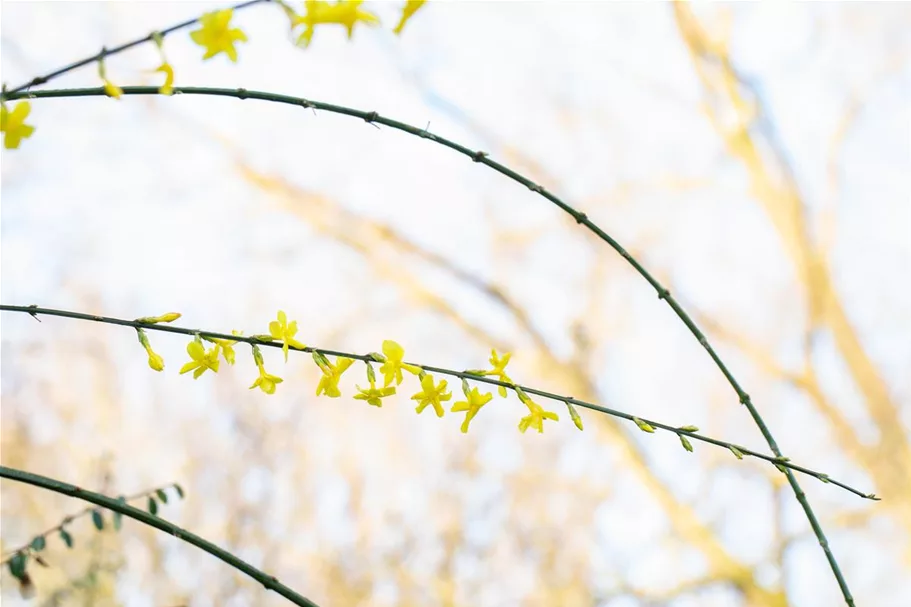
<box><xmin>2</xmin><ymin>2</ymin><xmax>910</xmax><ymax>606</ymax></box>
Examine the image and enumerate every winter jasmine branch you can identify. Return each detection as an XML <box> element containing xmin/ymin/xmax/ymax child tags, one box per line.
<box><xmin>0</xmin><ymin>0</ymin><xmax>270</xmax><ymax>98</ymax></box>
<box><xmin>0</xmin><ymin>304</ymin><xmax>877</xmax><ymax>502</ymax></box>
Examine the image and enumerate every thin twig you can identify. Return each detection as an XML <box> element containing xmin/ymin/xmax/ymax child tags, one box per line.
<box><xmin>0</xmin><ymin>304</ymin><xmax>877</xmax><ymax>501</ymax></box>
<box><xmin>0</xmin><ymin>481</ymin><xmax>182</xmax><ymax>563</ymax></box>
<box><xmin>0</xmin><ymin>465</ymin><xmax>320</xmax><ymax>607</ymax></box>
<box><xmin>0</xmin><ymin>0</ymin><xmax>271</xmax><ymax>98</ymax></box>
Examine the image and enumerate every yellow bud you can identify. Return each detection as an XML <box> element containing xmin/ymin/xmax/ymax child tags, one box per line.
<box><xmin>633</xmin><ymin>417</ymin><xmax>655</xmax><ymax>433</ymax></box>
<box><xmin>103</xmin><ymin>79</ymin><xmax>123</xmax><ymax>99</ymax></box>
<box><xmin>135</xmin><ymin>312</ymin><xmax>181</xmax><ymax>324</ymax></box>
<box><xmin>679</xmin><ymin>435</ymin><xmax>693</xmax><ymax>452</ymax></box>
<box><xmin>566</xmin><ymin>401</ymin><xmax>584</xmax><ymax>431</ymax></box>
<box><xmin>147</xmin><ymin>351</ymin><xmax>165</xmax><ymax>372</ymax></box>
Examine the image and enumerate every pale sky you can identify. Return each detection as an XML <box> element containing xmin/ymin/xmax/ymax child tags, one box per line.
<box><xmin>2</xmin><ymin>2</ymin><xmax>909</xmax><ymax>606</ymax></box>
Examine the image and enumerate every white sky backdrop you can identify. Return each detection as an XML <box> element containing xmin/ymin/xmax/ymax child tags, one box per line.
<box><xmin>1</xmin><ymin>2</ymin><xmax>910</xmax><ymax>606</ymax></box>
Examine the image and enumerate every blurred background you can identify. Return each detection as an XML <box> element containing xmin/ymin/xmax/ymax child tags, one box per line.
<box><xmin>2</xmin><ymin>2</ymin><xmax>909</xmax><ymax>606</ymax></box>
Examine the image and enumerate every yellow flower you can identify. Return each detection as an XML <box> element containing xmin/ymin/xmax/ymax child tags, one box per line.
<box><xmin>482</xmin><ymin>349</ymin><xmax>513</xmax><ymax>397</ymax></box>
<box><xmin>451</xmin><ymin>386</ymin><xmax>493</xmax><ymax>433</ymax></box>
<box><xmin>136</xmin><ymin>328</ymin><xmax>165</xmax><ymax>372</ymax></box>
<box><xmin>269</xmin><ymin>310</ymin><xmax>306</xmax><ymax>362</ymax></box>
<box><xmin>190</xmin><ymin>9</ymin><xmax>248</xmax><ymax>62</ymax></box>
<box><xmin>517</xmin><ymin>396</ymin><xmax>559</xmax><ymax>434</ymax></box>
<box><xmin>411</xmin><ymin>373</ymin><xmax>451</xmax><ymax>417</ymax></box>
<box><xmin>154</xmin><ymin>62</ymin><xmax>175</xmax><ymax>95</ymax></box>
<box><xmin>179</xmin><ymin>337</ymin><xmax>220</xmax><ymax>379</ymax></box>
<box><xmin>353</xmin><ymin>379</ymin><xmax>396</xmax><ymax>407</ymax></box>
<box><xmin>1</xmin><ymin>101</ymin><xmax>36</xmax><ymax>149</ymax></box>
<box><xmin>293</xmin><ymin>0</ymin><xmax>381</xmax><ymax>47</ymax></box>
<box><xmin>315</xmin><ymin>355</ymin><xmax>355</xmax><ymax>398</ymax></box>
<box><xmin>378</xmin><ymin>340</ymin><xmax>421</xmax><ymax>387</ymax></box>
<box><xmin>249</xmin><ymin>344</ymin><xmax>283</xmax><ymax>394</ymax></box>
<box><xmin>250</xmin><ymin>363</ymin><xmax>283</xmax><ymax>394</ymax></box>
<box><xmin>393</xmin><ymin>0</ymin><xmax>425</xmax><ymax>35</ymax></box>
<box><xmin>208</xmin><ymin>330</ymin><xmax>243</xmax><ymax>365</ymax></box>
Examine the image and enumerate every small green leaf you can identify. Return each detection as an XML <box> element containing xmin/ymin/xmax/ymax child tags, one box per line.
<box><xmin>365</xmin><ymin>362</ymin><xmax>376</xmax><ymax>383</ymax></box>
<box><xmin>91</xmin><ymin>510</ymin><xmax>104</xmax><ymax>531</ymax></box>
<box><xmin>148</xmin><ymin>496</ymin><xmax>158</xmax><ymax>516</ymax></box>
<box><xmin>677</xmin><ymin>425</ymin><xmax>699</xmax><ymax>433</ymax></box>
<box><xmin>818</xmin><ymin>474</ymin><xmax>830</xmax><ymax>484</ymax></box>
<box><xmin>59</xmin><ymin>528</ymin><xmax>73</xmax><ymax>548</ymax></box>
<box><xmin>174</xmin><ymin>484</ymin><xmax>185</xmax><ymax>499</ymax></box>
<box><xmin>679</xmin><ymin>435</ymin><xmax>694</xmax><ymax>452</ymax></box>
<box><xmin>156</xmin><ymin>489</ymin><xmax>168</xmax><ymax>504</ymax></box>
<box><xmin>463</xmin><ymin>369</ymin><xmax>486</xmax><ymax>377</ymax></box>
<box><xmin>368</xmin><ymin>352</ymin><xmax>386</xmax><ymax>363</ymax></box>
<box><xmin>8</xmin><ymin>552</ymin><xmax>27</xmax><ymax>580</ymax></box>
<box><xmin>774</xmin><ymin>463</ymin><xmax>788</xmax><ymax>474</ymax></box>
<box><xmin>418</xmin><ymin>369</ymin><xmax>427</xmax><ymax>380</ymax></box>
<box><xmin>632</xmin><ymin>417</ymin><xmax>655</xmax><ymax>433</ymax></box>
<box><xmin>29</xmin><ymin>536</ymin><xmax>46</xmax><ymax>552</ymax></box>
<box><xmin>461</xmin><ymin>378</ymin><xmax>471</xmax><ymax>396</ymax></box>
<box><xmin>729</xmin><ymin>445</ymin><xmax>744</xmax><ymax>460</ymax></box>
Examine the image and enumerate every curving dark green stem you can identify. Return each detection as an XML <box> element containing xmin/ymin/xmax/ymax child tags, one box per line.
<box><xmin>0</xmin><ymin>481</ymin><xmax>182</xmax><ymax>564</ymax></box>
<box><xmin>3</xmin><ymin>87</ymin><xmax>864</xmax><ymax>604</ymax></box>
<box><xmin>0</xmin><ymin>0</ymin><xmax>270</xmax><ymax>98</ymax></box>
<box><xmin>0</xmin><ymin>304</ymin><xmax>876</xmax><ymax>503</ymax></box>
<box><xmin>0</xmin><ymin>465</ymin><xmax>320</xmax><ymax>607</ymax></box>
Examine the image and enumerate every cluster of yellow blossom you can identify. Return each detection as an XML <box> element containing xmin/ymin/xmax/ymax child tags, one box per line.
<box><xmin>1</xmin><ymin>1</ymin><xmax>427</xmax><ymax>150</ymax></box>
<box><xmin>133</xmin><ymin>309</ymin><xmax>575</xmax><ymax>434</ymax></box>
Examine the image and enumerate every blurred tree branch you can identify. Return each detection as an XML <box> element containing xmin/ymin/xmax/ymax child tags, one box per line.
<box><xmin>672</xmin><ymin>3</ymin><xmax>911</xmax><ymax>535</ymax></box>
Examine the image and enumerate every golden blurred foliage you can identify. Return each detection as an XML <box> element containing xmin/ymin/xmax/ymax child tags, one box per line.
<box><xmin>2</xmin><ymin>2</ymin><xmax>909</xmax><ymax>606</ymax></box>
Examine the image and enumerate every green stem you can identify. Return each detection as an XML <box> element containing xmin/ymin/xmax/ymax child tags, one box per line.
<box><xmin>4</xmin><ymin>87</ymin><xmax>862</xmax><ymax>602</ymax></box>
<box><xmin>0</xmin><ymin>465</ymin><xmax>320</xmax><ymax>607</ymax></box>
<box><xmin>0</xmin><ymin>0</ymin><xmax>270</xmax><ymax>98</ymax></box>
<box><xmin>0</xmin><ymin>304</ymin><xmax>875</xmax><ymax>502</ymax></box>
<box><xmin>0</xmin><ymin>481</ymin><xmax>181</xmax><ymax>563</ymax></box>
